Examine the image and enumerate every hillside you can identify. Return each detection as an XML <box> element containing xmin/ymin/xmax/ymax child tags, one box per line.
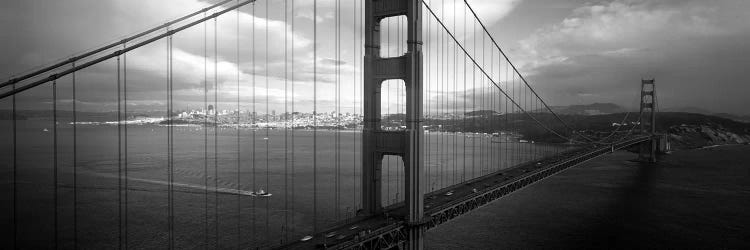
<box><xmin>422</xmin><ymin>111</ymin><xmax>750</xmax><ymax>148</ymax></box>
<box><xmin>557</xmin><ymin>112</ymin><xmax>750</xmax><ymax>148</ymax></box>
<box><xmin>550</xmin><ymin>103</ymin><xmax>627</xmax><ymax>115</ymax></box>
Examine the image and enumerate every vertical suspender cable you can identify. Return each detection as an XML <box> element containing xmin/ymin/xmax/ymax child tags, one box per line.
<box><xmin>511</xmin><ymin>66</ymin><xmax>515</xmax><ymax>165</ymax></box>
<box><xmin>173</xmin><ymin>34</ymin><xmax>179</xmax><ymax>250</ymax></box>
<box><xmin>333</xmin><ymin>0</ymin><xmax>340</xmax><ymax>217</ymax></box>
<box><xmin>342</xmin><ymin>0</ymin><xmax>346</xmax><ymax>212</ymax></box>
<box><xmin>481</xmin><ymin>31</ymin><xmax>485</xmax><ymax>175</ymax></box>
<box><xmin>424</xmin><ymin>11</ymin><xmax>434</xmax><ymax>191</ymax></box>
<box><xmin>434</xmin><ymin>1</ymin><xmax>439</xmax><ymax>188</ymax></box>
<box><xmin>71</xmin><ymin>62</ymin><xmax>78</xmax><ymax>249</ymax></box>
<box><xmin>12</xmin><ymin>81</ymin><xmax>17</xmax><ymax>249</ymax></box>
<box><xmin>167</xmin><ymin>36</ymin><xmax>172</xmax><ymax>249</ymax></box>
<box><xmin>452</xmin><ymin>0</ymin><xmax>457</xmax><ymax>185</ymax></box>
<box><xmin>251</xmin><ymin>2</ymin><xmax>257</xmax><ymax>244</ymax></box>
<box><xmin>477</xmin><ymin>23</ymin><xmax>485</xmax><ymax>175</ymax></box>
<box><xmin>265</xmin><ymin>1</ymin><xmax>271</xmax><ymax>243</ymax></box>
<box><xmin>491</xmin><ymin>41</ymin><xmax>495</xmax><ymax>172</ymax></box>
<box><xmin>167</xmin><ymin>34</ymin><xmax>174</xmax><ymax>250</ymax></box>
<box><xmin>517</xmin><ymin>71</ymin><xmax>520</xmax><ymax>164</ymax></box>
<box><xmin>290</xmin><ymin>0</ymin><xmax>296</xmax><ymax>236</ymax></box>
<box><xmin>497</xmin><ymin>54</ymin><xmax>501</xmax><ymax>170</ymax></box>
<box><xmin>439</xmin><ymin>0</ymin><xmax>444</xmax><ymax>188</ymax></box>
<box><xmin>235</xmin><ymin>2</ymin><xmax>241</xmax><ymax>247</ymax></box>
<box><xmin>504</xmin><ymin>61</ymin><xmax>508</xmax><ymax>169</ymax></box>
<box><xmin>471</xmin><ymin>15</ymin><xmax>476</xmax><ymax>178</ymax></box>
<box><xmin>117</xmin><ymin>52</ymin><xmax>122</xmax><ymax>250</ymax></box>
<box><xmin>352</xmin><ymin>0</ymin><xmax>358</xmax><ymax>215</ymax></box>
<box><xmin>313</xmin><ymin>0</ymin><xmax>318</xmax><ymax>234</ymax></box>
<box><xmin>433</xmin><ymin>1</ymin><xmax>437</xmax><ymax>189</ymax></box>
<box><xmin>338</xmin><ymin>0</ymin><xmax>343</xmax><ymax>216</ymax></box>
<box><xmin>488</xmin><ymin>31</ymin><xmax>493</xmax><ymax>172</ymax></box>
<box><xmin>53</xmin><ymin>78</ymin><xmax>58</xmax><ymax>249</ymax></box>
<box><xmin>491</xmin><ymin>56</ymin><xmax>495</xmax><ymax>171</ymax></box>
<box><xmin>462</xmin><ymin>2</ymin><xmax>467</xmax><ymax>180</ymax></box>
<box><xmin>526</xmin><ymin>74</ymin><xmax>530</xmax><ymax>161</ymax></box>
<box><xmin>446</xmin><ymin>3</ymin><xmax>450</xmax><ymax>184</ymax></box>
<box><xmin>443</xmin><ymin>0</ymin><xmax>448</xmax><ymax>188</ymax></box>
<box><xmin>521</xmin><ymin>70</ymin><xmax>531</xmax><ymax>162</ymax></box>
<box><xmin>123</xmin><ymin>44</ymin><xmax>129</xmax><ymax>249</ymax></box>
<box><xmin>490</xmin><ymin>37</ymin><xmax>494</xmax><ymax>172</ymax></box>
<box><xmin>213</xmin><ymin>17</ymin><xmax>219</xmax><ymax>248</ymax></box>
<box><xmin>494</xmin><ymin>52</ymin><xmax>498</xmax><ymax>171</ymax></box>
<box><xmin>203</xmin><ymin>12</ymin><xmax>209</xmax><ymax>248</ymax></box>
<box><xmin>283</xmin><ymin>0</ymin><xmax>289</xmax><ymax>243</ymax></box>
<box><xmin>425</xmin><ymin>10</ymin><xmax>431</xmax><ymax>191</ymax></box>
<box><xmin>434</xmin><ymin>1</ymin><xmax>438</xmax><ymax>187</ymax></box>
<box><xmin>165</xmin><ymin>34</ymin><xmax>171</xmax><ymax>249</ymax></box>
<box><xmin>172</xmin><ymin>35</ymin><xmax>177</xmax><ymax>250</ymax></box>
<box><xmin>437</xmin><ymin>4</ymin><xmax>441</xmax><ymax>188</ymax></box>
<box><xmin>513</xmin><ymin>70</ymin><xmax>517</xmax><ymax>165</ymax></box>
<box><xmin>358</xmin><ymin>0</ymin><xmax>363</xmax><ymax>211</ymax></box>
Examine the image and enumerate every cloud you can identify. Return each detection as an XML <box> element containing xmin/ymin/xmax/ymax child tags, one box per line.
<box><xmin>7</xmin><ymin>0</ymin><xmax>748</xmax><ymax>115</ymax></box>
<box><xmin>513</xmin><ymin>0</ymin><xmax>750</xmax><ymax>113</ymax></box>
<box><xmin>1</xmin><ymin>0</ymin><xmax>360</xmax><ymax>113</ymax></box>
<box><xmin>421</xmin><ymin>0</ymin><xmax>521</xmax><ymax>42</ymax></box>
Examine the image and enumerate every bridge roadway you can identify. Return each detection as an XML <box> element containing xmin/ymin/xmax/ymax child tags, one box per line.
<box><xmin>281</xmin><ymin>136</ymin><xmax>653</xmax><ymax>249</ymax></box>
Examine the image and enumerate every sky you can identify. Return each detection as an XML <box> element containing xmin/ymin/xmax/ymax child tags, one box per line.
<box><xmin>1</xmin><ymin>0</ymin><xmax>749</xmax><ymax>115</ymax></box>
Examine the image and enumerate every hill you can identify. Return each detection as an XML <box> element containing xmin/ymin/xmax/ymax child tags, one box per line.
<box><xmin>550</xmin><ymin>103</ymin><xmax>627</xmax><ymax>115</ymax></box>
<box><xmin>424</xmin><ymin>111</ymin><xmax>750</xmax><ymax>148</ymax></box>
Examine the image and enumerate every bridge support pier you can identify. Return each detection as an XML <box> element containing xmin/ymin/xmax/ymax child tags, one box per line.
<box><xmin>405</xmin><ymin>226</ymin><xmax>425</xmax><ymax>249</ymax></box>
<box><xmin>638</xmin><ymin>139</ymin><xmax>658</xmax><ymax>163</ymax></box>
<box><xmin>362</xmin><ymin>0</ymin><xmax>424</xmax><ymax>234</ymax></box>
<box><xmin>638</xmin><ymin>79</ymin><xmax>658</xmax><ymax>163</ymax></box>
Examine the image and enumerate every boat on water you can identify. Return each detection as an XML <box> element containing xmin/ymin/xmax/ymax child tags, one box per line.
<box><xmin>251</xmin><ymin>189</ymin><xmax>272</xmax><ymax>197</ymax></box>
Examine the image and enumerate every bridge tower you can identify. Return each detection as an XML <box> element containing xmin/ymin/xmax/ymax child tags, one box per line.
<box><xmin>363</xmin><ymin>0</ymin><xmax>425</xmax><ymax>248</ymax></box>
<box><xmin>638</xmin><ymin>79</ymin><xmax>657</xmax><ymax>162</ymax></box>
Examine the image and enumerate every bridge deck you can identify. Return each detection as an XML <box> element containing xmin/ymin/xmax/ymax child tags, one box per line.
<box><xmin>281</xmin><ymin>136</ymin><xmax>651</xmax><ymax>249</ymax></box>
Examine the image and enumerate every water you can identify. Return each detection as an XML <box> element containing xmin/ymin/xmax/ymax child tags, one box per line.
<box><xmin>426</xmin><ymin>146</ymin><xmax>750</xmax><ymax>249</ymax></box>
<box><xmin>0</xmin><ymin>120</ymin><xmax>566</xmax><ymax>249</ymax></box>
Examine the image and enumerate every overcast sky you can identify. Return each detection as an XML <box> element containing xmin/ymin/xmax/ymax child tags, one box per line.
<box><xmin>1</xmin><ymin>0</ymin><xmax>749</xmax><ymax>115</ymax></box>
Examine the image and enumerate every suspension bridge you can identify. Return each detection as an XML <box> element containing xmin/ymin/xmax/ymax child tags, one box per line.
<box><xmin>0</xmin><ymin>0</ymin><xmax>667</xmax><ymax>249</ymax></box>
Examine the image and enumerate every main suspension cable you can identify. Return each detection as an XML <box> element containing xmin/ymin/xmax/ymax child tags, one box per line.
<box><xmin>0</xmin><ymin>0</ymin><xmax>258</xmax><ymax>100</ymax></box>
<box><xmin>462</xmin><ymin>0</ymin><xmax>602</xmax><ymax>144</ymax></box>
<box><xmin>423</xmin><ymin>1</ymin><xmax>586</xmax><ymax>144</ymax></box>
